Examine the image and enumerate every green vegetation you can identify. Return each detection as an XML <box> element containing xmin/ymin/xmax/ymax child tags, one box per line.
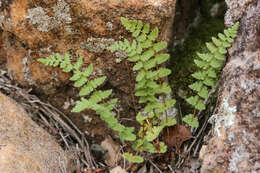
<box><xmin>108</xmin><ymin>17</ymin><xmax>176</xmax><ymax>162</ymax></box>
<box><xmin>38</xmin><ymin>53</ymin><xmax>136</xmax><ymax>142</ymax></box>
<box><xmin>184</xmin><ymin>22</ymin><xmax>239</xmax><ymax>126</ymax></box>
<box><xmin>170</xmin><ymin>19</ymin><xmax>225</xmax><ymax>100</ymax></box>
<box><xmin>38</xmin><ymin>17</ymin><xmax>239</xmax><ymax>163</ymax></box>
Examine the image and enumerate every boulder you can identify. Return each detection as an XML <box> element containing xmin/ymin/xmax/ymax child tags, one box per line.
<box><xmin>199</xmin><ymin>0</ymin><xmax>260</xmax><ymax>172</ymax></box>
<box><xmin>0</xmin><ymin>92</ymin><xmax>72</xmax><ymax>173</ymax></box>
<box><xmin>0</xmin><ymin>0</ymin><xmax>177</xmax><ymax>94</ymax></box>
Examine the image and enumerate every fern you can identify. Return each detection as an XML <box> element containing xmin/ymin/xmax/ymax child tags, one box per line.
<box><xmin>38</xmin><ymin>53</ymin><xmax>136</xmax><ymax>142</ymax></box>
<box><xmin>183</xmin><ymin>22</ymin><xmax>239</xmax><ymax>126</ymax></box>
<box><xmin>108</xmin><ymin>17</ymin><xmax>176</xmax><ymax>163</ymax></box>
<box><xmin>38</xmin><ymin>18</ymin><xmax>239</xmax><ymax>164</ymax></box>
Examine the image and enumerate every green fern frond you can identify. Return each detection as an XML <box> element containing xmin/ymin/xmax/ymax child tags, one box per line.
<box><xmin>182</xmin><ymin>114</ymin><xmax>199</xmax><ymax>128</ymax></box>
<box><xmin>155</xmin><ymin>53</ymin><xmax>170</xmax><ymax>65</ymax></box>
<box><xmin>186</xmin><ymin>22</ymin><xmax>239</xmax><ymax>112</ymax></box>
<box><xmin>74</xmin><ymin>76</ymin><xmax>88</xmax><ymax>87</ymax></box>
<box><xmin>73</xmin><ymin>56</ymin><xmax>83</xmax><ymax>70</ymax></box>
<box><xmin>39</xmin><ymin>53</ymin><xmax>136</xmax><ymax>144</ymax></box>
<box><xmin>123</xmin><ymin>152</ymin><xmax>144</xmax><ymax>163</ymax></box>
<box><xmin>107</xmin><ymin>18</ymin><xmax>240</xmax><ymax>164</ymax></box>
<box><xmin>72</xmin><ymin>98</ymin><xmax>96</xmax><ymax>112</ymax></box>
<box><xmin>153</xmin><ymin>41</ymin><xmax>167</xmax><ymax>52</ymax></box>
<box><xmin>79</xmin><ymin>84</ymin><xmax>94</xmax><ymax>96</ymax></box>
<box><xmin>148</xmin><ymin>27</ymin><xmax>159</xmax><ymax>41</ymax></box>
<box><xmin>89</xmin><ymin>90</ymin><xmax>112</xmax><ymax>104</ymax></box>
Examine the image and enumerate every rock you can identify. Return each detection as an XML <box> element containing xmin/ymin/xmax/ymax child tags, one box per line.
<box><xmin>225</xmin><ymin>0</ymin><xmax>256</xmax><ymax>27</ymax></box>
<box><xmin>0</xmin><ymin>92</ymin><xmax>72</xmax><ymax>173</ymax></box>
<box><xmin>200</xmin><ymin>1</ymin><xmax>260</xmax><ymax>172</ymax></box>
<box><xmin>0</xmin><ymin>0</ymin><xmax>177</xmax><ymax>95</ymax></box>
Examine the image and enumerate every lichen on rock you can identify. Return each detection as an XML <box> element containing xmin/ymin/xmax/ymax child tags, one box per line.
<box><xmin>81</xmin><ymin>37</ymin><xmax>115</xmax><ymax>53</ymax></box>
<box><xmin>225</xmin><ymin>0</ymin><xmax>255</xmax><ymax>26</ymax></box>
<box><xmin>26</xmin><ymin>7</ymin><xmax>53</xmax><ymax>32</ymax></box>
<box><xmin>26</xmin><ymin>0</ymin><xmax>71</xmax><ymax>32</ymax></box>
<box><xmin>210</xmin><ymin>98</ymin><xmax>236</xmax><ymax>137</ymax></box>
<box><xmin>228</xmin><ymin>146</ymin><xmax>250</xmax><ymax>172</ymax></box>
<box><xmin>52</xmin><ymin>0</ymin><xmax>72</xmax><ymax>24</ymax></box>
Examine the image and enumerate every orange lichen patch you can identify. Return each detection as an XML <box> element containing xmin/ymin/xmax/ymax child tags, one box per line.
<box><xmin>89</xmin><ymin>16</ymin><xmax>106</xmax><ymax>35</ymax></box>
<box><xmin>124</xmin><ymin>0</ymin><xmax>144</xmax><ymax>7</ymax></box>
<box><xmin>55</xmin><ymin>42</ymin><xmax>72</xmax><ymax>55</ymax></box>
<box><xmin>30</xmin><ymin>61</ymin><xmax>70</xmax><ymax>84</ymax></box>
<box><xmin>6</xmin><ymin>47</ymin><xmax>26</xmax><ymax>85</ymax></box>
<box><xmin>75</xmin><ymin>50</ymin><xmax>93</xmax><ymax>64</ymax></box>
<box><xmin>13</xmin><ymin>26</ymin><xmax>48</xmax><ymax>48</ymax></box>
<box><xmin>77</xmin><ymin>0</ymin><xmax>102</xmax><ymax>12</ymax></box>
<box><xmin>30</xmin><ymin>62</ymin><xmax>53</xmax><ymax>83</ymax></box>
<box><xmin>9</xmin><ymin>0</ymin><xmax>29</xmax><ymax>23</ymax></box>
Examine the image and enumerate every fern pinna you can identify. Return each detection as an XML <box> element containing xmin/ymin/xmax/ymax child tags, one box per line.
<box><xmin>38</xmin><ymin>53</ymin><xmax>136</xmax><ymax>142</ymax></box>
<box><xmin>108</xmin><ymin>17</ymin><xmax>176</xmax><ymax>162</ymax></box>
<box><xmin>183</xmin><ymin>22</ymin><xmax>239</xmax><ymax>127</ymax></box>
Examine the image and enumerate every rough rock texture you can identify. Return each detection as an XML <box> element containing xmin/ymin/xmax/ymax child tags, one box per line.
<box><xmin>224</xmin><ymin>0</ymin><xmax>256</xmax><ymax>26</ymax></box>
<box><xmin>200</xmin><ymin>0</ymin><xmax>260</xmax><ymax>172</ymax></box>
<box><xmin>0</xmin><ymin>0</ymin><xmax>176</xmax><ymax>95</ymax></box>
<box><xmin>0</xmin><ymin>92</ymin><xmax>72</xmax><ymax>173</ymax></box>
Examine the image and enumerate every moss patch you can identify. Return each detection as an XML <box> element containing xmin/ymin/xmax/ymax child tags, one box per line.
<box><xmin>169</xmin><ymin>18</ymin><xmax>224</xmax><ymax>113</ymax></box>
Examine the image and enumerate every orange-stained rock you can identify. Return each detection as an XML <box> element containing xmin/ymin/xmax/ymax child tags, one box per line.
<box><xmin>0</xmin><ymin>0</ymin><xmax>177</xmax><ymax>94</ymax></box>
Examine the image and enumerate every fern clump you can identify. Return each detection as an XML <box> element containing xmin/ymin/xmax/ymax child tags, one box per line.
<box><xmin>38</xmin><ymin>53</ymin><xmax>136</xmax><ymax>142</ymax></box>
<box><xmin>108</xmin><ymin>17</ymin><xmax>176</xmax><ymax>162</ymax></box>
<box><xmin>182</xmin><ymin>22</ymin><xmax>239</xmax><ymax>127</ymax></box>
<box><xmin>38</xmin><ymin>19</ymin><xmax>239</xmax><ymax>164</ymax></box>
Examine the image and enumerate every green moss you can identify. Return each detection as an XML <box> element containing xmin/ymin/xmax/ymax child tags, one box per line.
<box><xmin>169</xmin><ymin>18</ymin><xmax>224</xmax><ymax>113</ymax></box>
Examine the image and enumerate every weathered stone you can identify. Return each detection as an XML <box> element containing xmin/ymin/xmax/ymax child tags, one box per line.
<box><xmin>0</xmin><ymin>0</ymin><xmax>177</xmax><ymax>94</ymax></box>
<box><xmin>0</xmin><ymin>92</ymin><xmax>72</xmax><ymax>173</ymax></box>
<box><xmin>225</xmin><ymin>0</ymin><xmax>256</xmax><ymax>26</ymax></box>
<box><xmin>200</xmin><ymin>1</ymin><xmax>260</xmax><ymax>172</ymax></box>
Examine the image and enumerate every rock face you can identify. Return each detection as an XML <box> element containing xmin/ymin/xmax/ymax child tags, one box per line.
<box><xmin>0</xmin><ymin>92</ymin><xmax>71</xmax><ymax>173</ymax></box>
<box><xmin>0</xmin><ymin>0</ymin><xmax>177</xmax><ymax>95</ymax></box>
<box><xmin>200</xmin><ymin>0</ymin><xmax>260</xmax><ymax>172</ymax></box>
